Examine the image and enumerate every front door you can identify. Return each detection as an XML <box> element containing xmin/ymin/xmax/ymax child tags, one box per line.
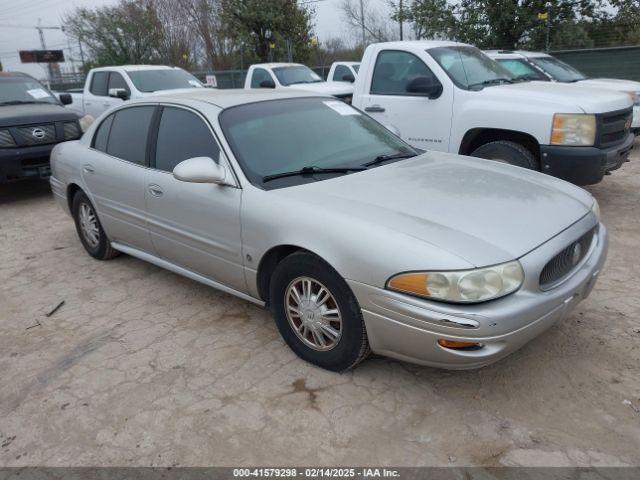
<box><xmin>144</xmin><ymin>106</ymin><xmax>246</xmax><ymax>293</ymax></box>
<box><xmin>359</xmin><ymin>49</ymin><xmax>453</xmax><ymax>152</ymax></box>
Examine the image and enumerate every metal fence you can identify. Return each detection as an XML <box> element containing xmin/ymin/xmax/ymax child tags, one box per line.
<box><xmin>551</xmin><ymin>45</ymin><xmax>640</xmax><ymax>82</ymax></box>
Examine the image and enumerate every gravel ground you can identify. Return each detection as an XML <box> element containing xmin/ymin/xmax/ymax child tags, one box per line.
<box><xmin>0</xmin><ymin>143</ymin><xmax>639</xmax><ymax>468</ymax></box>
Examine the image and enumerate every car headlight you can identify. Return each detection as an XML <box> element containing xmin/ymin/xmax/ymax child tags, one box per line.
<box><xmin>551</xmin><ymin>113</ymin><xmax>596</xmax><ymax>146</ymax></box>
<box><xmin>591</xmin><ymin>198</ymin><xmax>600</xmax><ymax>222</ymax></box>
<box><xmin>623</xmin><ymin>91</ymin><xmax>640</xmax><ymax>106</ymax></box>
<box><xmin>78</xmin><ymin>114</ymin><xmax>95</xmax><ymax>133</ymax></box>
<box><xmin>386</xmin><ymin>260</ymin><xmax>524</xmax><ymax>304</ymax></box>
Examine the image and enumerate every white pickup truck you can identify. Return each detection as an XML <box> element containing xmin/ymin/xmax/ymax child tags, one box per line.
<box><xmin>327</xmin><ymin>61</ymin><xmax>360</xmax><ymax>83</ymax></box>
<box><xmin>352</xmin><ymin>40</ymin><xmax>634</xmax><ymax>185</ymax></box>
<box><xmin>485</xmin><ymin>50</ymin><xmax>640</xmax><ymax>134</ymax></box>
<box><xmin>244</xmin><ymin>63</ymin><xmax>354</xmax><ymax>102</ymax></box>
<box><xmin>60</xmin><ymin>65</ymin><xmax>205</xmax><ymax>119</ymax></box>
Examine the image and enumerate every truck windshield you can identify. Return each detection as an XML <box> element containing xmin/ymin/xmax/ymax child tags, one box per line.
<box><xmin>429</xmin><ymin>46</ymin><xmax>518</xmax><ymax>90</ymax></box>
<box><xmin>0</xmin><ymin>77</ymin><xmax>58</xmax><ymax>105</ymax></box>
<box><xmin>126</xmin><ymin>69</ymin><xmax>203</xmax><ymax>92</ymax></box>
<box><xmin>219</xmin><ymin>97</ymin><xmax>416</xmax><ymax>189</ymax></box>
<box><xmin>272</xmin><ymin>66</ymin><xmax>323</xmax><ymax>86</ymax></box>
<box><xmin>527</xmin><ymin>56</ymin><xmax>587</xmax><ymax>82</ymax></box>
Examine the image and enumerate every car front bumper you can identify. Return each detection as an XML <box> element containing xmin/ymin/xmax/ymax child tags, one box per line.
<box><xmin>539</xmin><ymin>132</ymin><xmax>634</xmax><ymax>185</ymax></box>
<box><xmin>0</xmin><ymin>143</ymin><xmax>55</xmax><ymax>183</ymax></box>
<box><xmin>348</xmin><ymin>214</ymin><xmax>607</xmax><ymax>369</ymax></box>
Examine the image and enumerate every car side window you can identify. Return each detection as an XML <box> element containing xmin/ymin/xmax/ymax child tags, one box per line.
<box><xmin>106</xmin><ymin>106</ymin><xmax>155</xmax><ymax>165</ymax></box>
<box><xmin>92</xmin><ymin>114</ymin><xmax>114</xmax><ymax>152</ymax></box>
<box><xmin>107</xmin><ymin>72</ymin><xmax>131</xmax><ymax>95</ymax></box>
<box><xmin>154</xmin><ymin>107</ymin><xmax>220</xmax><ymax>173</ymax></box>
<box><xmin>89</xmin><ymin>72</ymin><xmax>109</xmax><ymax>96</ymax></box>
<box><xmin>251</xmin><ymin>68</ymin><xmax>272</xmax><ymax>88</ymax></box>
<box><xmin>333</xmin><ymin>65</ymin><xmax>350</xmax><ymax>81</ymax></box>
<box><xmin>371</xmin><ymin>50</ymin><xmax>440</xmax><ymax>95</ymax></box>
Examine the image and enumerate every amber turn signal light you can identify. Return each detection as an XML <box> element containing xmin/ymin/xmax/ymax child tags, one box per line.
<box><xmin>437</xmin><ymin>339</ymin><xmax>482</xmax><ymax>350</ymax></box>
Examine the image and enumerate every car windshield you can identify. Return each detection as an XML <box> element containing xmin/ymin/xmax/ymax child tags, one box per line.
<box><xmin>528</xmin><ymin>56</ymin><xmax>587</xmax><ymax>82</ymax></box>
<box><xmin>352</xmin><ymin>64</ymin><xmax>360</xmax><ymax>73</ymax></box>
<box><xmin>219</xmin><ymin>97</ymin><xmax>417</xmax><ymax>189</ymax></box>
<box><xmin>0</xmin><ymin>77</ymin><xmax>58</xmax><ymax>105</ymax></box>
<box><xmin>126</xmin><ymin>69</ymin><xmax>203</xmax><ymax>92</ymax></box>
<box><xmin>429</xmin><ymin>46</ymin><xmax>518</xmax><ymax>89</ymax></box>
<box><xmin>496</xmin><ymin>58</ymin><xmax>549</xmax><ymax>81</ymax></box>
<box><xmin>272</xmin><ymin>66</ymin><xmax>323</xmax><ymax>86</ymax></box>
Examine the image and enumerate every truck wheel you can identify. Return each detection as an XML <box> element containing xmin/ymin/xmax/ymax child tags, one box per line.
<box><xmin>471</xmin><ymin>141</ymin><xmax>539</xmax><ymax>170</ymax></box>
<box><xmin>269</xmin><ymin>252</ymin><xmax>370</xmax><ymax>371</ymax></box>
<box><xmin>71</xmin><ymin>191</ymin><xmax>119</xmax><ymax>260</ymax></box>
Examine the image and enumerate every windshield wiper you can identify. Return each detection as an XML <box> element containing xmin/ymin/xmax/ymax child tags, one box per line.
<box><xmin>262</xmin><ymin>165</ymin><xmax>366</xmax><ymax>183</ymax></box>
<box><xmin>468</xmin><ymin>78</ymin><xmax>514</xmax><ymax>89</ymax></box>
<box><xmin>363</xmin><ymin>152</ymin><xmax>417</xmax><ymax>168</ymax></box>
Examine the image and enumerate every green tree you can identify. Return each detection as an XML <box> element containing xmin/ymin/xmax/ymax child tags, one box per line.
<box><xmin>221</xmin><ymin>0</ymin><xmax>314</xmax><ymax>63</ymax></box>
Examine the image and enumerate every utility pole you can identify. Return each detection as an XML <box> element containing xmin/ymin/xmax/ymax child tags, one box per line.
<box><xmin>78</xmin><ymin>37</ymin><xmax>86</xmax><ymax>73</ymax></box>
<box><xmin>360</xmin><ymin>0</ymin><xmax>365</xmax><ymax>48</ymax></box>
<box><xmin>399</xmin><ymin>0</ymin><xmax>403</xmax><ymax>41</ymax></box>
<box><xmin>37</xmin><ymin>18</ymin><xmax>54</xmax><ymax>83</ymax></box>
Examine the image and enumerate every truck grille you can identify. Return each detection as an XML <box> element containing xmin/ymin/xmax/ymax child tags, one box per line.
<box><xmin>539</xmin><ymin>226</ymin><xmax>597</xmax><ymax>289</ymax></box>
<box><xmin>596</xmin><ymin>107</ymin><xmax>632</xmax><ymax>148</ymax></box>
<box><xmin>0</xmin><ymin>129</ymin><xmax>16</xmax><ymax>147</ymax></box>
<box><xmin>63</xmin><ymin>121</ymin><xmax>81</xmax><ymax>140</ymax></box>
<box><xmin>14</xmin><ymin>124</ymin><xmax>56</xmax><ymax>145</ymax></box>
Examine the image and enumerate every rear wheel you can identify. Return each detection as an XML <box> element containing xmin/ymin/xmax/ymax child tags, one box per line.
<box><xmin>269</xmin><ymin>252</ymin><xmax>370</xmax><ymax>371</ymax></box>
<box><xmin>71</xmin><ymin>191</ymin><xmax>119</xmax><ymax>260</ymax></box>
<box><xmin>471</xmin><ymin>140</ymin><xmax>539</xmax><ymax>170</ymax></box>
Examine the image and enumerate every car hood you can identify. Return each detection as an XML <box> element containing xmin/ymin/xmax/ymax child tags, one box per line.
<box><xmin>577</xmin><ymin>78</ymin><xmax>640</xmax><ymax>92</ymax></box>
<box><xmin>0</xmin><ymin>103</ymin><xmax>80</xmax><ymax>127</ymax></box>
<box><xmin>488</xmin><ymin>81</ymin><xmax>633</xmax><ymax>113</ymax></box>
<box><xmin>275</xmin><ymin>152</ymin><xmax>593</xmax><ymax>267</ymax></box>
<box><xmin>285</xmin><ymin>82</ymin><xmax>354</xmax><ymax>96</ymax></box>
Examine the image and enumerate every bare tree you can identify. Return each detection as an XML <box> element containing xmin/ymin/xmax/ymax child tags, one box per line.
<box><xmin>340</xmin><ymin>0</ymin><xmax>398</xmax><ymax>45</ymax></box>
<box><xmin>154</xmin><ymin>0</ymin><xmax>199</xmax><ymax>68</ymax></box>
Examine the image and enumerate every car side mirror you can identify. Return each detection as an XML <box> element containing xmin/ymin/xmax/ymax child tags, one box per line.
<box><xmin>173</xmin><ymin>157</ymin><xmax>230</xmax><ymax>185</ymax></box>
<box><xmin>108</xmin><ymin>88</ymin><xmax>130</xmax><ymax>100</ymax></box>
<box><xmin>342</xmin><ymin>73</ymin><xmax>356</xmax><ymax>83</ymax></box>
<box><xmin>259</xmin><ymin>79</ymin><xmax>276</xmax><ymax>89</ymax></box>
<box><xmin>59</xmin><ymin>93</ymin><xmax>73</xmax><ymax>105</ymax></box>
<box><xmin>406</xmin><ymin>76</ymin><xmax>443</xmax><ymax>99</ymax></box>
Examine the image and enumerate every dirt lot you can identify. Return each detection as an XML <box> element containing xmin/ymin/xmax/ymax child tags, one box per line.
<box><xmin>1</xmin><ymin>144</ymin><xmax>639</xmax><ymax>468</ymax></box>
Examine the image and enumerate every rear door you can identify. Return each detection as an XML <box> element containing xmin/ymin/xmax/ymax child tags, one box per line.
<box><xmin>144</xmin><ymin>105</ymin><xmax>246</xmax><ymax>292</ymax></box>
<box><xmin>81</xmin><ymin>105</ymin><xmax>156</xmax><ymax>252</ymax></box>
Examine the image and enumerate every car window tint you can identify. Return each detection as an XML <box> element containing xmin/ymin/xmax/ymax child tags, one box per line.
<box><xmin>251</xmin><ymin>68</ymin><xmax>271</xmax><ymax>88</ymax></box>
<box><xmin>154</xmin><ymin>107</ymin><xmax>220</xmax><ymax>173</ymax></box>
<box><xmin>108</xmin><ymin>72</ymin><xmax>131</xmax><ymax>94</ymax></box>
<box><xmin>371</xmin><ymin>50</ymin><xmax>439</xmax><ymax>95</ymax></box>
<box><xmin>333</xmin><ymin>65</ymin><xmax>350</xmax><ymax>81</ymax></box>
<box><xmin>106</xmin><ymin>106</ymin><xmax>155</xmax><ymax>165</ymax></box>
<box><xmin>93</xmin><ymin>114</ymin><xmax>114</xmax><ymax>152</ymax></box>
<box><xmin>89</xmin><ymin>72</ymin><xmax>109</xmax><ymax>96</ymax></box>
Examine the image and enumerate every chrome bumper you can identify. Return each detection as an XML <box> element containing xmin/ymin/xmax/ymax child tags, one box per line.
<box><xmin>348</xmin><ymin>215</ymin><xmax>608</xmax><ymax>369</ymax></box>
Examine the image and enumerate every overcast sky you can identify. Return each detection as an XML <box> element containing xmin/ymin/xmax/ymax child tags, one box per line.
<box><xmin>0</xmin><ymin>0</ymin><xmax>390</xmax><ymax>78</ymax></box>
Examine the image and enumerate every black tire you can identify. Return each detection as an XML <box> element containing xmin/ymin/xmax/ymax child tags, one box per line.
<box><xmin>269</xmin><ymin>252</ymin><xmax>370</xmax><ymax>371</ymax></box>
<box><xmin>471</xmin><ymin>140</ymin><xmax>539</xmax><ymax>170</ymax></box>
<box><xmin>71</xmin><ymin>190</ymin><xmax>119</xmax><ymax>260</ymax></box>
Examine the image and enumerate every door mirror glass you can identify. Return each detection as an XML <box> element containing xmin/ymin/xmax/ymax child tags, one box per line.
<box><xmin>59</xmin><ymin>93</ymin><xmax>73</xmax><ymax>105</ymax></box>
<box><xmin>259</xmin><ymin>79</ymin><xmax>276</xmax><ymax>89</ymax></box>
<box><xmin>108</xmin><ymin>88</ymin><xmax>129</xmax><ymax>100</ymax></box>
<box><xmin>173</xmin><ymin>157</ymin><xmax>229</xmax><ymax>185</ymax></box>
<box><xmin>406</xmin><ymin>76</ymin><xmax>443</xmax><ymax>99</ymax></box>
<box><xmin>342</xmin><ymin>73</ymin><xmax>356</xmax><ymax>83</ymax></box>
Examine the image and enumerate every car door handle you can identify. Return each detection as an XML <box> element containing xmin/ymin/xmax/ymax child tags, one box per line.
<box><xmin>365</xmin><ymin>105</ymin><xmax>385</xmax><ymax>113</ymax></box>
<box><xmin>148</xmin><ymin>184</ymin><xmax>163</xmax><ymax>197</ymax></box>
<box><xmin>83</xmin><ymin>164</ymin><xmax>95</xmax><ymax>174</ymax></box>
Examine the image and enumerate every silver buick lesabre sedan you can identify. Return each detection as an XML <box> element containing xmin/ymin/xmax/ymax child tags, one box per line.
<box><xmin>50</xmin><ymin>90</ymin><xmax>607</xmax><ymax>371</ymax></box>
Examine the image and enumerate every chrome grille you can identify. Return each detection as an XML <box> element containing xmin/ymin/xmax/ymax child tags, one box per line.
<box><xmin>63</xmin><ymin>121</ymin><xmax>81</xmax><ymax>140</ymax></box>
<box><xmin>540</xmin><ymin>227</ymin><xmax>597</xmax><ymax>289</ymax></box>
<box><xmin>0</xmin><ymin>129</ymin><xmax>16</xmax><ymax>147</ymax></box>
<box><xmin>15</xmin><ymin>124</ymin><xmax>56</xmax><ymax>145</ymax></box>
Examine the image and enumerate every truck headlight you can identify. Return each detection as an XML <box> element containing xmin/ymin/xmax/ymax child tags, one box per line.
<box><xmin>386</xmin><ymin>261</ymin><xmax>524</xmax><ymax>304</ymax></box>
<box><xmin>551</xmin><ymin>113</ymin><xmax>596</xmax><ymax>146</ymax></box>
<box><xmin>624</xmin><ymin>91</ymin><xmax>640</xmax><ymax>106</ymax></box>
<box><xmin>79</xmin><ymin>114</ymin><xmax>95</xmax><ymax>133</ymax></box>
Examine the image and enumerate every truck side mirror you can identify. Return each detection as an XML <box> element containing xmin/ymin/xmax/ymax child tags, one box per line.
<box><xmin>407</xmin><ymin>77</ymin><xmax>443</xmax><ymax>99</ymax></box>
<box><xmin>342</xmin><ymin>73</ymin><xmax>356</xmax><ymax>83</ymax></box>
<box><xmin>259</xmin><ymin>79</ymin><xmax>276</xmax><ymax>89</ymax></box>
<box><xmin>58</xmin><ymin>93</ymin><xmax>73</xmax><ymax>105</ymax></box>
<box><xmin>108</xmin><ymin>88</ymin><xmax>130</xmax><ymax>100</ymax></box>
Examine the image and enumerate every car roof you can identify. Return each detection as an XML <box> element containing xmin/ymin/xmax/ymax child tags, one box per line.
<box><xmin>485</xmin><ymin>50</ymin><xmax>550</xmax><ymax>59</ymax></box>
<box><xmin>138</xmin><ymin>88</ymin><xmax>322</xmax><ymax>109</ymax></box>
<box><xmin>251</xmin><ymin>63</ymin><xmax>306</xmax><ymax>69</ymax></box>
<box><xmin>92</xmin><ymin>65</ymin><xmax>179</xmax><ymax>72</ymax></box>
<box><xmin>334</xmin><ymin>61</ymin><xmax>360</xmax><ymax>65</ymax></box>
<box><xmin>372</xmin><ymin>40</ymin><xmax>468</xmax><ymax>50</ymax></box>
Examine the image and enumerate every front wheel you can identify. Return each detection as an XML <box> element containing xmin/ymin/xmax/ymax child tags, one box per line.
<box><xmin>269</xmin><ymin>252</ymin><xmax>370</xmax><ymax>371</ymax></box>
<box><xmin>471</xmin><ymin>140</ymin><xmax>539</xmax><ymax>170</ymax></box>
<box><xmin>71</xmin><ymin>190</ymin><xmax>119</xmax><ymax>260</ymax></box>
